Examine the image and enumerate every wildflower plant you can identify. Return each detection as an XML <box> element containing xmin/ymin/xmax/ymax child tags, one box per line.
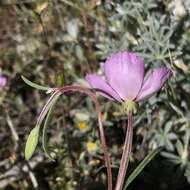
<box><xmin>1</xmin><ymin>0</ymin><xmax>190</xmax><ymax>189</ymax></box>
<box><xmin>24</xmin><ymin>50</ymin><xmax>171</xmax><ymax>190</ymax></box>
<box><xmin>86</xmin><ymin>51</ymin><xmax>171</xmax><ymax>190</ymax></box>
<box><xmin>23</xmin><ymin>78</ymin><xmax>113</xmax><ymax>190</ymax></box>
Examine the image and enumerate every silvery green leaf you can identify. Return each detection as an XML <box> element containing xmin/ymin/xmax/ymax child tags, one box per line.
<box><xmin>164</xmin><ymin>121</ymin><xmax>172</xmax><ymax>134</ymax></box>
<box><xmin>67</xmin><ymin>19</ymin><xmax>79</xmax><ymax>39</ymax></box>
<box><xmin>166</xmin><ymin>139</ymin><xmax>174</xmax><ymax>151</ymax></box>
<box><xmin>176</xmin><ymin>140</ymin><xmax>184</xmax><ymax>156</ymax></box>
<box><xmin>161</xmin><ymin>151</ymin><xmax>179</xmax><ymax>160</ymax></box>
<box><xmin>75</xmin><ymin>112</ymin><xmax>90</xmax><ymax>121</ymax></box>
<box><xmin>168</xmin><ymin>133</ymin><xmax>177</xmax><ymax>140</ymax></box>
<box><xmin>185</xmin><ymin>167</ymin><xmax>190</xmax><ymax>184</ymax></box>
<box><xmin>75</xmin><ymin>45</ymin><xmax>84</xmax><ymax>61</ymax></box>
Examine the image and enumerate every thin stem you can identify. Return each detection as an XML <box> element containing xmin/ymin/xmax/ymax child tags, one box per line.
<box><xmin>115</xmin><ymin>113</ymin><xmax>133</xmax><ymax>190</ymax></box>
<box><xmin>36</xmin><ymin>91</ymin><xmax>61</xmax><ymax>127</ymax></box>
<box><xmin>38</xmin><ymin>86</ymin><xmax>112</xmax><ymax>190</ymax></box>
<box><xmin>57</xmin><ymin>86</ymin><xmax>113</xmax><ymax>190</ymax></box>
<box><xmin>97</xmin><ymin>105</ymin><xmax>112</xmax><ymax>190</ymax></box>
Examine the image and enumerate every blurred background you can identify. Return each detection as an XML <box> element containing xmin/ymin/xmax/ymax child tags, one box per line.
<box><xmin>0</xmin><ymin>0</ymin><xmax>190</xmax><ymax>189</ymax></box>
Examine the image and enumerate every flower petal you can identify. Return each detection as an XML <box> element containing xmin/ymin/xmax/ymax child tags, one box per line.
<box><xmin>104</xmin><ymin>51</ymin><xmax>144</xmax><ymax>100</ymax></box>
<box><xmin>136</xmin><ymin>67</ymin><xmax>171</xmax><ymax>101</ymax></box>
<box><xmin>85</xmin><ymin>74</ymin><xmax>122</xmax><ymax>102</ymax></box>
<box><xmin>0</xmin><ymin>75</ymin><xmax>7</xmax><ymax>89</ymax></box>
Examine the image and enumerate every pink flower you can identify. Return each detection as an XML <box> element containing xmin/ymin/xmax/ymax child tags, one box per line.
<box><xmin>0</xmin><ymin>75</ymin><xmax>7</xmax><ymax>89</ymax></box>
<box><xmin>85</xmin><ymin>51</ymin><xmax>171</xmax><ymax>103</ymax></box>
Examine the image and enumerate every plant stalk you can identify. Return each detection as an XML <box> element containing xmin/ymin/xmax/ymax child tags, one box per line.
<box><xmin>34</xmin><ymin>85</ymin><xmax>113</xmax><ymax>190</ymax></box>
<box><xmin>56</xmin><ymin>86</ymin><xmax>113</xmax><ymax>190</ymax></box>
<box><xmin>115</xmin><ymin>113</ymin><xmax>133</xmax><ymax>190</ymax></box>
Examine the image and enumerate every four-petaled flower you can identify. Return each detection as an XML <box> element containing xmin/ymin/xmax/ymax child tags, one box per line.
<box><xmin>86</xmin><ymin>51</ymin><xmax>171</xmax><ymax>113</ymax></box>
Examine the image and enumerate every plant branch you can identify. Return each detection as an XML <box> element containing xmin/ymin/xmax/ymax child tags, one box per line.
<box><xmin>56</xmin><ymin>86</ymin><xmax>113</xmax><ymax>190</ymax></box>
<box><xmin>37</xmin><ymin>86</ymin><xmax>113</xmax><ymax>190</ymax></box>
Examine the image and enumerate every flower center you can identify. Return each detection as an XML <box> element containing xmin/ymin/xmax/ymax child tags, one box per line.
<box><xmin>121</xmin><ymin>100</ymin><xmax>138</xmax><ymax>114</ymax></box>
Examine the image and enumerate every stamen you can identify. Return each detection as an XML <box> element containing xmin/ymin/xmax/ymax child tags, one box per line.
<box><xmin>121</xmin><ymin>100</ymin><xmax>138</xmax><ymax>114</ymax></box>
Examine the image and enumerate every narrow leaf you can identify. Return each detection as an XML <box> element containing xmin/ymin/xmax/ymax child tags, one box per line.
<box><xmin>25</xmin><ymin>127</ymin><xmax>40</xmax><ymax>160</ymax></box>
<box><xmin>21</xmin><ymin>75</ymin><xmax>50</xmax><ymax>91</ymax></box>
<box><xmin>124</xmin><ymin>147</ymin><xmax>162</xmax><ymax>189</ymax></box>
<box><xmin>42</xmin><ymin>92</ymin><xmax>60</xmax><ymax>161</ymax></box>
<box><xmin>42</xmin><ymin>104</ymin><xmax>55</xmax><ymax>161</ymax></box>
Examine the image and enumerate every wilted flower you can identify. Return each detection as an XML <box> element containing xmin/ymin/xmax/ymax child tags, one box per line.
<box><xmin>0</xmin><ymin>75</ymin><xmax>7</xmax><ymax>89</ymax></box>
<box><xmin>86</xmin><ymin>51</ymin><xmax>171</xmax><ymax>113</ymax></box>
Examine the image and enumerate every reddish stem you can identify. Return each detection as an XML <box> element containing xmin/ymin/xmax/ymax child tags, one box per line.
<box><xmin>36</xmin><ymin>91</ymin><xmax>61</xmax><ymax>127</ymax></box>
<box><xmin>36</xmin><ymin>86</ymin><xmax>113</xmax><ymax>190</ymax></box>
<box><xmin>115</xmin><ymin>113</ymin><xmax>133</xmax><ymax>190</ymax></box>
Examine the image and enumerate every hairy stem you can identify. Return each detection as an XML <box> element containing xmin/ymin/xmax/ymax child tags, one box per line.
<box><xmin>115</xmin><ymin>113</ymin><xmax>133</xmax><ymax>190</ymax></box>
